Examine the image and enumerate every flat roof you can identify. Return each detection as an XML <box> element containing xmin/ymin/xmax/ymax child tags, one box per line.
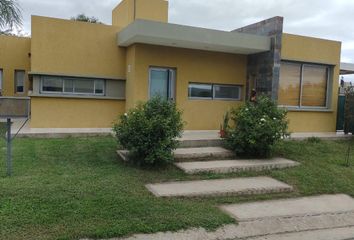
<box><xmin>340</xmin><ymin>62</ymin><xmax>354</xmax><ymax>75</ymax></box>
<box><xmin>117</xmin><ymin>20</ymin><xmax>271</xmax><ymax>54</ymax></box>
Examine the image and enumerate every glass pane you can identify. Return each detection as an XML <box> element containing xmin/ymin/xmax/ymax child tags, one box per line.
<box><xmin>150</xmin><ymin>69</ymin><xmax>168</xmax><ymax>99</ymax></box>
<box><xmin>63</xmin><ymin>79</ymin><xmax>74</xmax><ymax>93</ymax></box>
<box><xmin>15</xmin><ymin>70</ymin><xmax>25</xmax><ymax>93</ymax></box>
<box><xmin>42</xmin><ymin>76</ymin><xmax>62</xmax><ymax>92</ymax></box>
<box><xmin>74</xmin><ymin>79</ymin><xmax>94</xmax><ymax>94</ymax></box>
<box><xmin>214</xmin><ymin>85</ymin><xmax>240</xmax><ymax>99</ymax></box>
<box><xmin>188</xmin><ymin>83</ymin><xmax>212</xmax><ymax>98</ymax></box>
<box><xmin>302</xmin><ymin>65</ymin><xmax>328</xmax><ymax>107</ymax></box>
<box><xmin>95</xmin><ymin>80</ymin><xmax>104</xmax><ymax>94</ymax></box>
<box><xmin>278</xmin><ymin>63</ymin><xmax>301</xmax><ymax>106</ymax></box>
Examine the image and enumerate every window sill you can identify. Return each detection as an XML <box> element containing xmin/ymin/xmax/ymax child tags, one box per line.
<box><xmin>279</xmin><ymin>106</ymin><xmax>334</xmax><ymax>113</ymax></box>
<box><xmin>29</xmin><ymin>93</ymin><xmax>125</xmax><ymax>101</ymax></box>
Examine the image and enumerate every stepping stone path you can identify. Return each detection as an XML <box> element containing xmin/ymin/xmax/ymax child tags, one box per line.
<box><xmin>146</xmin><ymin>176</ymin><xmax>293</xmax><ymax>197</ymax></box>
<box><xmin>114</xmin><ymin>145</ymin><xmax>354</xmax><ymax>239</ymax></box>
<box><xmin>175</xmin><ymin>158</ymin><xmax>300</xmax><ymax>174</ymax></box>
<box><xmin>174</xmin><ymin>147</ymin><xmax>235</xmax><ymax>162</ymax></box>
<box><xmin>220</xmin><ymin>194</ymin><xmax>354</xmax><ymax>221</ymax></box>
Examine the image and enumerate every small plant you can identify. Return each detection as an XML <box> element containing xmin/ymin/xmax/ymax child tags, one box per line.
<box><xmin>113</xmin><ymin>96</ymin><xmax>184</xmax><ymax>166</ymax></box>
<box><xmin>307</xmin><ymin>137</ymin><xmax>322</xmax><ymax>144</ymax></box>
<box><xmin>225</xmin><ymin>95</ymin><xmax>289</xmax><ymax>157</ymax></box>
<box><xmin>219</xmin><ymin>111</ymin><xmax>230</xmax><ymax>138</ymax></box>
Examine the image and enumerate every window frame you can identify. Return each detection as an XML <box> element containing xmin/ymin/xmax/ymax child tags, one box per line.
<box><xmin>188</xmin><ymin>82</ymin><xmax>213</xmax><ymax>100</ymax></box>
<box><xmin>213</xmin><ymin>84</ymin><xmax>242</xmax><ymax>101</ymax></box>
<box><xmin>40</xmin><ymin>76</ymin><xmax>106</xmax><ymax>96</ymax></box>
<box><xmin>188</xmin><ymin>82</ymin><xmax>242</xmax><ymax>101</ymax></box>
<box><xmin>279</xmin><ymin>61</ymin><xmax>331</xmax><ymax>110</ymax></box>
<box><xmin>148</xmin><ymin>67</ymin><xmax>176</xmax><ymax>101</ymax></box>
<box><xmin>14</xmin><ymin>70</ymin><xmax>25</xmax><ymax>94</ymax></box>
<box><xmin>0</xmin><ymin>68</ymin><xmax>3</xmax><ymax>93</ymax></box>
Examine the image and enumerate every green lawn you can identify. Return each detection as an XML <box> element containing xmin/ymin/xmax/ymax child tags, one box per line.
<box><xmin>0</xmin><ymin>137</ymin><xmax>353</xmax><ymax>240</ymax></box>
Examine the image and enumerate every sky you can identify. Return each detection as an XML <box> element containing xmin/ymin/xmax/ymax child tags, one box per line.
<box><xmin>18</xmin><ymin>0</ymin><xmax>354</xmax><ymax>81</ymax></box>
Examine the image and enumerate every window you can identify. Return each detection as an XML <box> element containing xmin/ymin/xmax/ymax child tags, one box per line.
<box><xmin>0</xmin><ymin>69</ymin><xmax>3</xmax><ymax>93</ymax></box>
<box><xmin>149</xmin><ymin>68</ymin><xmax>175</xmax><ymax>100</ymax></box>
<box><xmin>188</xmin><ymin>83</ymin><xmax>212</xmax><ymax>99</ymax></box>
<box><xmin>213</xmin><ymin>84</ymin><xmax>241</xmax><ymax>100</ymax></box>
<box><xmin>15</xmin><ymin>70</ymin><xmax>25</xmax><ymax>93</ymax></box>
<box><xmin>41</xmin><ymin>76</ymin><xmax>105</xmax><ymax>96</ymax></box>
<box><xmin>188</xmin><ymin>83</ymin><xmax>242</xmax><ymax>100</ymax></box>
<box><xmin>278</xmin><ymin>62</ymin><xmax>330</xmax><ymax>108</ymax></box>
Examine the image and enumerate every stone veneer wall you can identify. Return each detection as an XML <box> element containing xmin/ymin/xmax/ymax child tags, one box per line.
<box><xmin>233</xmin><ymin>17</ymin><xmax>283</xmax><ymax>100</ymax></box>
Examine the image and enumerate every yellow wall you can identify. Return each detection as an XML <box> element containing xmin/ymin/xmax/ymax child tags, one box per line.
<box><xmin>112</xmin><ymin>0</ymin><xmax>168</xmax><ymax>28</ymax></box>
<box><xmin>128</xmin><ymin>44</ymin><xmax>247</xmax><ymax>130</ymax></box>
<box><xmin>0</xmin><ymin>35</ymin><xmax>31</xmax><ymax>96</ymax></box>
<box><xmin>30</xmin><ymin>97</ymin><xmax>125</xmax><ymax>128</ymax></box>
<box><xmin>31</xmin><ymin>16</ymin><xmax>126</xmax><ymax>79</ymax></box>
<box><xmin>281</xmin><ymin>33</ymin><xmax>341</xmax><ymax>132</ymax></box>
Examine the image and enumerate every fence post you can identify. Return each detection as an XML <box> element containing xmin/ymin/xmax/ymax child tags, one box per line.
<box><xmin>6</xmin><ymin>118</ymin><xmax>12</xmax><ymax>177</ymax></box>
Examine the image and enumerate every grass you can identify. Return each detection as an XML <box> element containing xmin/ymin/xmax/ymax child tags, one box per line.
<box><xmin>0</xmin><ymin>136</ymin><xmax>353</xmax><ymax>240</ymax></box>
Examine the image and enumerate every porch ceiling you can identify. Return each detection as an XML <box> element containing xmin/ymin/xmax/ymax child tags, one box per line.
<box><xmin>340</xmin><ymin>62</ymin><xmax>354</xmax><ymax>75</ymax></box>
<box><xmin>117</xmin><ymin>20</ymin><xmax>271</xmax><ymax>54</ymax></box>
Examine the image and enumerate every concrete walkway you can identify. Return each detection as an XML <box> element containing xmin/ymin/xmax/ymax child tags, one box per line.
<box><xmin>5</xmin><ymin>119</ymin><xmax>352</xmax><ymax>140</ymax></box>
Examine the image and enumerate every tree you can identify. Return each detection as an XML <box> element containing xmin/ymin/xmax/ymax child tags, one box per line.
<box><xmin>0</xmin><ymin>0</ymin><xmax>22</xmax><ymax>30</ymax></box>
<box><xmin>70</xmin><ymin>14</ymin><xmax>101</xmax><ymax>24</ymax></box>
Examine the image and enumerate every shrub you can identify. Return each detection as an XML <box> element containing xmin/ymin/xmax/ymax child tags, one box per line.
<box><xmin>113</xmin><ymin>96</ymin><xmax>184</xmax><ymax>166</ymax></box>
<box><xmin>225</xmin><ymin>95</ymin><xmax>289</xmax><ymax>157</ymax></box>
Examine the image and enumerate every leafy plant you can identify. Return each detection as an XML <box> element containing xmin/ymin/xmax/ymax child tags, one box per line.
<box><xmin>225</xmin><ymin>95</ymin><xmax>289</xmax><ymax>157</ymax></box>
<box><xmin>0</xmin><ymin>0</ymin><xmax>22</xmax><ymax>30</ymax></box>
<box><xmin>113</xmin><ymin>96</ymin><xmax>184</xmax><ymax>166</ymax></box>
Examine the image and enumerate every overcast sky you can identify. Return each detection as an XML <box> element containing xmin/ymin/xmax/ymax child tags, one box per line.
<box><xmin>18</xmin><ymin>0</ymin><xmax>354</xmax><ymax>81</ymax></box>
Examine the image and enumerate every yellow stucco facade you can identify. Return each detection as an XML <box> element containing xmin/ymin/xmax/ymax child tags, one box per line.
<box><xmin>281</xmin><ymin>33</ymin><xmax>341</xmax><ymax>132</ymax></box>
<box><xmin>30</xmin><ymin>97</ymin><xmax>125</xmax><ymax>128</ymax></box>
<box><xmin>112</xmin><ymin>0</ymin><xmax>168</xmax><ymax>28</ymax></box>
<box><xmin>0</xmin><ymin>35</ymin><xmax>31</xmax><ymax>96</ymax></box>
<box><xmin>127</xmin><ymin>44</ymin><xmax>247</xmax><ymax>130</ymax></box>
<box><xmin>0</xmin><ymin>0</ymin><xmax>344</xmax><ymax>132</ymax></box>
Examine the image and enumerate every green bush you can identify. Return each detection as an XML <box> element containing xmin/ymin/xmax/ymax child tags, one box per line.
<box><xmin>225</xmin><ymin>96</ymin><xmax>289</xmax><ymax>157</ymax></box>
<box><xmin>113</xmin><ymin>96</ymin><xmax>184</xmax><ymax>166</ymax></box>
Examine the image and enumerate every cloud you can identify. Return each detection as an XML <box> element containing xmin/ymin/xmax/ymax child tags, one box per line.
<box><xmin>18</xmin><ymin>0</ymin><xmax>354</xmax><ymax>80</ymax></box>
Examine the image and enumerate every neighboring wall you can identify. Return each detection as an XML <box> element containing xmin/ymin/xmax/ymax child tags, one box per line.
<box><xmin>281</xmin><ymin>33</ymin><xmax>341</xmax><ymax>132</ymax></box>
<box><xmin>0</xmin><ymin>35</ymin><xmax>31</xmax><ymax>96</ymax></box>
<box><xmin>127</xmin><ymin>44</ymin><xmax>247</xmax><ymax>130</ymax></box>
<box><xmin>30</xmin><ymin>16</ymin><xmax>126</xmax><ymax>128</ymax></box>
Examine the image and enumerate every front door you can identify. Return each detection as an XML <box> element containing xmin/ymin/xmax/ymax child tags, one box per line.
<box><xmin>149</xmin><ymin>68</ymin><xmax>175</xmax><ymax>101</ymax></box>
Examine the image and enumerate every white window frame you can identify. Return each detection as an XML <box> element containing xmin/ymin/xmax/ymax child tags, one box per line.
<box><xmin>40</xmin><ymin>76</ymin><xmax>105</xmax><ymax>96</ymax></box>
<box><xmin>148</xmin><ymin>67</ymin><xmax>176</xmax><ymax>101</ymax></box>
<box><xmin>188</xmin><ymin>83</ymin><xmax>213</xmax><ymax>100</ymax></box>
<box><xmin>213</xmin><ymin>84</ymin><xmax>242</xmax><ymax>101</ymax></box>
<box><xmin>188</xmin><ymin>82</ymin><xmax>242</xmax><ymax>101</ymax></box>
<box><xmin>279</xmin><ymin>61</ymin><xmax>331</xmax><ymax>110</ymax></box>
<box><xmin>14</xmin><ymin>70</ymin><xmax>25</xmax><ymax>94</ymax></box>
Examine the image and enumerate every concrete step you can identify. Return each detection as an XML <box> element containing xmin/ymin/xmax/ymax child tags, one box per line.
<box><xmin>220</xmin><ymin>194</ymin><xmax>354</xmax><ymax>222</ymax></box>
<box><xmin>146</xmin><ymin>176</ymin><xmax>293</xmax><ymax>197</ymax></box>
<box><xmin>173</xmin><ymin>147</ymin><xmax>235</xmax><ymax>162</ymax></box>
<box><xmin>178</xmin><ymin>130</ymin><xmax>222</xmax><ymax>148</ymax></box>
<box><xmin>175</xmin><ymin>158</ymin><xmax>300</xmax><ymax>174</ymax></box>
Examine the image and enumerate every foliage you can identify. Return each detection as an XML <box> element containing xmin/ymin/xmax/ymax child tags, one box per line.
<box><xmin>344</xmin><ymin>86</ymin><xmax>354</xmax><ymax>134</ymax></box>
<box><xmin>0</xmin><ymin>0</ymin><xmax>22</xmax><ymax>30</ymax></box>
<box><xmin>225</xmin><ymin>95</ymin><xmax>289</xmax><ymax>157</ymax></box>
<box><xmin>113</xmin><ymin>97</ymin><xmax>184</xmax><ymax>166</ymax></box>
<box><xmin>306</xmin><ymin>137</ymin><xmax>322</xmax><ymax>144</ymax></box>
<box><xmin>70</xmin><ymin>13</ymin><xmax>101</xmax><ymax>23</ymax></box>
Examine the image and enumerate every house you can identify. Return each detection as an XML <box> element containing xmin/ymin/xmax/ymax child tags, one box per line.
<box><xmin>0</xmin><ymin>0</ymin><xmax>345</xmax><ymax>132</ymax></box>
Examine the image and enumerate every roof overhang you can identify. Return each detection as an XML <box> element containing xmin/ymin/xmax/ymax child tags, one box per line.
<box><xmin>340</xmin><ymin>62</ymin><xmax>354</xmax><ymax>75</ymax></box>
<box><xmin>117</xmin><ymin>20</ymin><xmax>271</xmax><ymax>54</ymax></box>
